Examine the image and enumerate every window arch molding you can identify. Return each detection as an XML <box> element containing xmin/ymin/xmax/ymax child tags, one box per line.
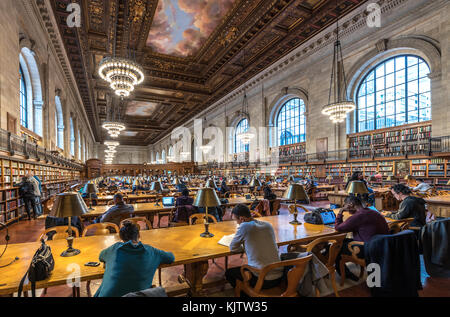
<box><xmin>267</xmin><ymin>88</ymin><xmax>308</xmax><ymax>147</ymax></box>
<box><xmin>55</xmin><ymin>95</ymin><xmax>65</xmax><ymax>150</ymax></box>
<box><xmin>346</xmin><ymin>37</ymin><xmax>441</xmax><ymax>133</ymax></box>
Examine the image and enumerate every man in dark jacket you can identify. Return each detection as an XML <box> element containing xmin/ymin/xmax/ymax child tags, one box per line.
<box><xmin>97</xmin><ymin>193</ymin><xmax>134</xmax><ymax>226</ymax></box>
<box><xmin>383</xmin><ymin>184</ymin><xmax>426</xmax><ymax>228</ymax></box>
<box><xmin>17</xmin><ymin>176</ymin><xmax>37</xmax><ymax>220</ymax></box>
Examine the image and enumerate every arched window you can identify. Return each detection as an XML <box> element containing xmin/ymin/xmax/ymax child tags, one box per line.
<box><xmin>276</xmin><ymin>98</ymin><xmax>306</xmax><ymax>146</ymax></box>
<box><xmin>55</xmin><ymin>96</ymin><xmax>64</xmax><ymax>149</ymax></box>
<box><xmin>156</xmin><ymin>152</ymin><xmax>160</xmax><ymax>163</ymax></box>
<box><xmin>162</xmin><ymin>150</ymin><xmax>166</xmax><ymax>163</ymax></box>
<box><xmin>19</xmin><ymin>47</ymin><xmax>43</xmax><ymax>135</ymax></box>
<box><xmin>19</xmin><ymin>66</ymin><xmax>28</xmax><ymax>128</ymax></box>
<box><xmin>234</xmin><ymin>118</ymin><xmax>249</xmax><ymax>153</ymax></box>
<box><xmin>356</xmin><ymin>55</ymin><xmax>431</xmax><ymax>132</ymax></box>
<box><xmin>70</xmin><ymin>117</ymin><xmax>75</xmax><ymax>156</ymax></box>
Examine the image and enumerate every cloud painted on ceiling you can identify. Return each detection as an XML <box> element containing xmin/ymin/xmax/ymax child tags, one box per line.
<box><xmin>147</xmin><ymin>0</ymin><xmax>236</xmax><ymax>57</ymax></box>
<box><xmin>126</xmin><ymin>101</ymin><xmax>159</xmax><ymax>117</ymax></box>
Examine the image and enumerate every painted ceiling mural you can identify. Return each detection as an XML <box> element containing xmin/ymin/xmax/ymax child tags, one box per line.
<box><xmin>126</xmin><ymin>101</ymin><xmax>159</xmax><ymax>117</ymax></box>
<box><xmin>147</xmin><ymin>0</ymin><xmax>236</xmax><ymax>57</ymax></box>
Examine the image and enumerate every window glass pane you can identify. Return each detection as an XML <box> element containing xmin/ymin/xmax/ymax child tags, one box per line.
<box><xmin>419</xmin><ymin>108</ymin><xmax>430</xmax><ymax>121</ymax></box>
<box><xmin>376</xmin><ymin>117</ymin><xmax>386</xmax><ymax>129</ymax></box>
<box><xmin>408</xmin><ymin>95</ymin><xmax>419</xmax><ymax>111</ymax></box>
<box><xmin>367</xmin><ymin>107</ymin><xmax>375</xmax><ymax>120</ymax></box>
<box><xmin>396</xmin><ymin>98</ymin><xmax>406</xmax><ymax>114</ymax></box>
<box><xmin>407</xmin><ymin>65</ymin><xmax>418</xmax><ymax>81</ymax></box>
<box><xmin>408</xmin><ymin>111</ymin><xmax>418</xmax><ymax>123</ymax></box>
<box><xmin>395</xmin><ymin>57</ymin><xmax>405</xmax><ymax>71</ymax></box>
<box><xmin>386</xmin><ymin>87</ymin><xmax>395</xmax><ymax>102</ymax></box>
<box><xmin>419</xmin><ymin>92</ymin><xmax>430</xmax><ymax>109</ymax></box>
<box><xmin>275</xmin><ymin>98</ymin><xmax>305</xmax><ymax>147</ymax></box>
<box><xmin>407</xmin><ymin>56</ymin><xmax>418</xmax><ymax>67</ymax></box>
<box><xmin>366</xmin><ymin>80</ymin><xmax>375</xmax><ymax>94</ymax></box>
<box><xmin>419</xmin><ymin>77</ymin><xmax>430</xmax><ymax>93</ymax></box>
<box><xmin>358</xmin><ymin>96</ymin><xmax>366</xmax><ymax>108</ymax></box>
<box><xmin>376</xmin><ymin>103</ymin><xmax>385</xmax><ymax>118</ymax></box>
<box><xmin>386</xmin><ymin>116</ymin><xmax>395</xmax><ymax>127</ymax></box>
<box><xmin>396</xmin><ymin>112</ymin><xmax>406</xmax><ymax>126</ymax></box>
<box><xmin>408</xmin><ymin>80</ymin><xmax>418</xmax><ymax>96</ymax></box>
<box><xmin>386</xmin><ymin>101</ymin><xmax>395</xmax><ymax>116</ymax></box>
<box><xmin>386</xmin><ymin>73</ymin><xmax>395</xmax><ymax>88</ymax></box>
<box><xmin>358</xmin><ymin>82</ymin><xmax>366</xmax><ymax>96</ymax></box>
<box><xmin>367</xmin><ymin>71</ymin><xmax>374</xmax><ymax>81</ymax></box>
<box><xmin>376</xmin><ymin>91</ymin><xmax>385</xmax><ymax>105</ymax></box>
<box><xmin>395</xmin><ymin>70</ymin><xmax>405</xmax><ymax>85</ymax></box>
<box><xmin>366</xmin><ymin>94</ymin><xmax>375</xmax><ymax>107</ymax></box>
<box><xmin>376</xmin><ymin>77</ymin><xmax>384</xmax><ymax>91</ymax></box>
<box><xmin>418</xmin><ymin>62</ymin><xmax>430</xmax><ymax>77</ymax></box>
<box><xmin>395</xmin><ymin>83</ymin><xmax>405</xmax><ymax>100</ymax></box>
<box><xmin>385</xmin><ymin>59</ymin><xmax>395</xmax><ymax>74</ymax></box>
<box><xmin>375</xmin><ymin>65</ymin><xmax>385</xmax><ymax>78</ymax></box>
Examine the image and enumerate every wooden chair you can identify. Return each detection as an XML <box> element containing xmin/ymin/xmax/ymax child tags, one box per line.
<box><xmin>235</xmin><ymin>254</ymin><xmax>313</xmax><ymax>297</ymax></box>
<box><xmin>251</xmin><ymin>210</ymin><xmax>263</xmax><ymax>218</ymax></box>
<box><xmin>42</xmin><ymin>196</ymin><xmax>55</xmax><ymax>214</ymax></box>
<box><xmin>230</xmin><ymin>193</ymin><xmax>242</xmax><ymax>198</ymax></box>
<box><xmin>82</xmin><ymin>223</ymin><xmax>120</xmax><ymax>297</ymax></box>
<box><xmin>388</xmin><ymin>218</ymin><xmax>415</xmax><ymax>234</ymax></box>
<box><xmin>339</xmin><ymin>218</ymin><xmax>415</xmax><ymax>286</ymax></box>
<box><xmin>287</xmin><ymin>233</ymin><xmax>347</xmax><ymax>297</ymax></box>
<box><xmin>82</xmin><ymin>223</ymin><xmax>120</xmax><ymax>237</ymax></box>
<box><xmin>120</xmin><ymin>217</ymin><xmax>153</xmax><ymax>230</ymax></box>
<box><xmin>158</xmin><ymin>208</ymin><xmax>175</xmax><ymax>228</ymax></box>
<box><xmin>38</xmin><ymin>226</ymin><xmax>79</xmax><ymax>242</ymax></box>
<box><xmin>271</xmin><ymin>199</ymin><xmax>281</xmax><ymax>215</ymax></box>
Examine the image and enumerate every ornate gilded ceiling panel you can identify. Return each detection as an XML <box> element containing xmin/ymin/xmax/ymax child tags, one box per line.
<box><xmin>50</xmin><ymin>0</ymin><xmax>367</xmax><ymax>145</ymax></box>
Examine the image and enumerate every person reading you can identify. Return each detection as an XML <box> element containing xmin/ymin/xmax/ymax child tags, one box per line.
<box><xmin>334</xmin><ymin>195</ymin><xmax>389</xmax><ymax>281</ymax></box>
<box><xmin>225</xmin><ymin>204</ymin><xmax>283</xmax><ymax>290</ymax></box>
<box><xmin>94</xmin><ymin>221</ymin><xmax>175</xmax><ymax>297</ymax></box>
<box><xmin>382</xmin><ymin>184</ymin><xmax>427</xmax><ymax>228</ymax></box>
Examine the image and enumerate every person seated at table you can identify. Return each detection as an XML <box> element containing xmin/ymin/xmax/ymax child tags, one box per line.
<box><xmin>225</xmin><ymin>204</ymin><xmax>284</xmax><ymax>291</ymax></box>
<box><xmin>335</xmin><ymin>195</ymin><xmax>389</xmax><ymax>281</ymax></box>
<box><xmin>173</xmin><ymin>189</ymin><xmax>195</xmax><ymax>223</ymax></box>
<box><xmin>96</xmin><ymin>193</ymin><xmax>134</xmax><ymax>226</ymax></box>
<box><xmin>176</xmin><ymin>180</ymin><xmax>187</xmax><ymax>193</ymax></box>
<box><xmin>361</xmin><ymin>194</ymin><xmax>379</xmax><ymax>212</ymax></box>
<box><xmin>263</xmin><ymin>185</ymin><xmax>276</xmax><ymax>200</ymax></box>
<box><xmin>94</xmin><ymin>221</ymin><xmax>175</xmax><ymax>297</ymax></box>
<box><xmin>382</xmin><ymin>184</ymin><xmax>426</xmax><ymax>228</ymax></box>
<box><xmin>220</xmin><ymin>179</ymin><xmax>230</xmax><ymax>195</ymax></box>
<box><xmin>411</xmin><ymin>178</ymin><xmax>432</xmax><ymax>194</ymax></box>
<box><xmin>240</xmin><ymin>177</ymin><xmax>248</xmax><ymax>185</ymax></box>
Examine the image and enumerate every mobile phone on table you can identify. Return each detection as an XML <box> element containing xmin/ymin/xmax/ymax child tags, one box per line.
<box><xmin>84</xmin><ymin>262</ymin><xmax>100</xmax><ymax>267</ymax></box>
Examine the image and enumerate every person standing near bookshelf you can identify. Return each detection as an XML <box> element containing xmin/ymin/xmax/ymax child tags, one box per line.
<box><xmin>32</xmin><ymin>173</ymin><xmax>43</xmax><ymax>217</ymax></box>
<box><xmin>17</xmin><ymin>176</ymin><xmax>37</xmax><ymax>220</ymax></box>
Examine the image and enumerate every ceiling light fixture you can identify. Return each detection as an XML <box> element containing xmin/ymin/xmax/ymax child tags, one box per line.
<box><xmin>321</xmin><ymin>2</ymin><xmax>355</xmax><ymax>123</ymax></box>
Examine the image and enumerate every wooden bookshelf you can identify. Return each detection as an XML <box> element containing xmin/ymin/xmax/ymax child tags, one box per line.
<box><xmin>348</xmin><ymin>122</ymin><xmax>431</xmax><ymax>159</ymax></box>
<box><xmin>0</xmin><ymin>158</ymin><xmax>81</xmax><ymax>225</ymax></box>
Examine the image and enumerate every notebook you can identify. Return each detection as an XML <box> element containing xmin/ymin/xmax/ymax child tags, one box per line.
<box><xmin>218</xmin><ymin>234</ymin><xmax>235</xmax><ymax>247</ymax></box>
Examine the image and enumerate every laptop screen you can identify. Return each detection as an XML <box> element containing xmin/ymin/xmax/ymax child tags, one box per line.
<box><xmin>162</xmin><ymin>197</ymin><xmax>174</xmax><ymax>206</ymax></box>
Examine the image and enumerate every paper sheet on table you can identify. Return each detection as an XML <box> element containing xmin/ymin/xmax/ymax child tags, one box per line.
<box><xmin>218</xmin><ymin>234</ymin><xmax>235</xmax><ymax>247</ymax></box>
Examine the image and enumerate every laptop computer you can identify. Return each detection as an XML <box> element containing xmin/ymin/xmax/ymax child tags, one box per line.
<box><xmin>162</xmin><ymin>197</ymin><xmax>175</xmax><ymax>207</ymax></box>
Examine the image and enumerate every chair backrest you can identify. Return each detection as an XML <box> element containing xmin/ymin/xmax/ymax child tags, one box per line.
<box><xmin>303</xmin><ymin>233</ymin><xmax>347</xmax><ymax>268</ymax></box>
<box><xmin>271</xmin><ymin>199</ymin><xmax>281</xmax><ymax>215</ymax></box>
<box><xmin>38</xmin><ymin>226</ymin><xmax>79</xmax><ymax>242</ymax></box>
<box><xmin>230</xmin><ymin>193</ymin><xmax>242</xmax><ymax>198</ymax></box>
<box><xmin>251</xmin><ymin>210</ymin><xmax>262</xmax><ymax>218</ymax></box>
<box><xmin>388</xmin><ymin>218</ymin><xmax>414</xmax><ymax>234</ymax></box>
<box><xmin>120</xmin><ymin>217</ymin><xmax>152</xmax><ymax>230</ymax></box>
<box><xmin>189</xmin><ymin>213</ymin><xmax>218</xmax><ymax>225</ymax></box>
<box><xmin>82</xmin><ymin>222</ymin><xmax>120</xmax><ymax>237</ymax></box>
<box><xmin>174</xmin><ymin>205</ymin><xmax>195</xmax><ymax>223</ymax></box>
<box><xmin>248</xmin><ymin>254</ymin><xmax>313</xmax><ymax>297</ymax></box>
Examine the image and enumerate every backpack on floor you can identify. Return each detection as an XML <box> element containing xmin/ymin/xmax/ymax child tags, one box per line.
<box><xmin>18</xmin><ymin>239</ymin><xmax>55</xmax><ymax>297</ymax></box>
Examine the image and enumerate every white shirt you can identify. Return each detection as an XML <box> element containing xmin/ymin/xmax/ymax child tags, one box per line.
<box><xmin>413</xmin><ymin>182</ymin><xmax>432</xmax><ymax>193</ymax></box>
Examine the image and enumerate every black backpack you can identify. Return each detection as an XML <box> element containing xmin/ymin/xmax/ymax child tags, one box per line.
<box><xmin>18</xmin><ymin>239</ymin><xmax>55</xmax><ymax>297</ymax></box>
<box><xmin>304</xmin><ymin>208</ymin><xmax>335</xmax><ymax>225</ymax></box>
<box><xmin>19</xmin><ymin>181</ymin><xmax>35</xmax><ymax>197</ymax></box>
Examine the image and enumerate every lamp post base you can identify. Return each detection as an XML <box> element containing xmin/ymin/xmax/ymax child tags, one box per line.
<box><xmin>200</xmin><ymin>223</ymin><xmax>214</xmax><ymax>238</ymax></box>
<box><xmin>289</xmin><ymin>213</ymin><xmax>302</xmax><ymax>225</ymax></box>
<box><xmin>61</xmin><ymin>247</ymin><xmax>81</xmax><ymax>257</ymax></box>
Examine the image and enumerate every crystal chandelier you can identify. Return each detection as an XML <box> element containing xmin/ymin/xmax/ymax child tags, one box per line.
<box><xmin>102</xmin><ymin>121</ymin><xmax>126</xmax><ymax>138</ymax></box>
<box><xmin>98</xmin><ymin>57</ymin><xmax>144</xmax><ymax>97</ymax></box>
<box><xmin>321</xmin><ymin>5</ymin><xmax>355</xmax><ymax>123</ymax></box>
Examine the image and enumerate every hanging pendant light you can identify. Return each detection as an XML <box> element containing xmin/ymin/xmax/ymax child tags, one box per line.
<box><xmin>237</xmin><ymin>90</ymin><xmax>254</xmax><ymax>144</ymax></box>
<box><xmin>98</xmin><ymin>0</ymin><xmax>144</xmax><ymax>98</ymax></box>
<box><xmin>321</xmin><ymin>2</ymin><xmax>355</xmax><ymax>123</ymax></box>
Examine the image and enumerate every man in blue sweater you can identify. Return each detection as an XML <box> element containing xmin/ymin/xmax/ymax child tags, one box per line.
<box><xmin>95</xmin><ymin>221</ymin><xmax>175</xmax><ymax>297</ymax></box>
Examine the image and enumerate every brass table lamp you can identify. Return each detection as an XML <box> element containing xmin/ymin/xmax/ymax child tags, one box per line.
<box><xmin>83</xmin><ymin>183</ymin><xmax>98</xmax><ymax>211</ymax></box>
<box><xmin>283</xmin><ymin>184</ymin><xmax>309</xmax><ymax>225</ymax></box>
<box><xmin>346</xmin><ymin>181</ymin><xmax>369</xmax><ymax>195</ymax></box>
<box><xmin>193</xmin><ymin>188</ymin><xmax>221</xmax><ymax>238</ymax></box>
<box><xmin>249</xmin><ymin>177</ymin><xmax>262</xmax><ymax>198</ymax></box>
<box><xmin>50</xmin><ymin>192</ymin><xmax>88</xmax><ymax>257</ymax></box>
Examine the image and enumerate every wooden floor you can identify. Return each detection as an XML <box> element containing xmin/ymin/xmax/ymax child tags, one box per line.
<box><xmin>2</xmin><ymin>201</ymin><xmax>449</xmax><ymax>297</ymax></box>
